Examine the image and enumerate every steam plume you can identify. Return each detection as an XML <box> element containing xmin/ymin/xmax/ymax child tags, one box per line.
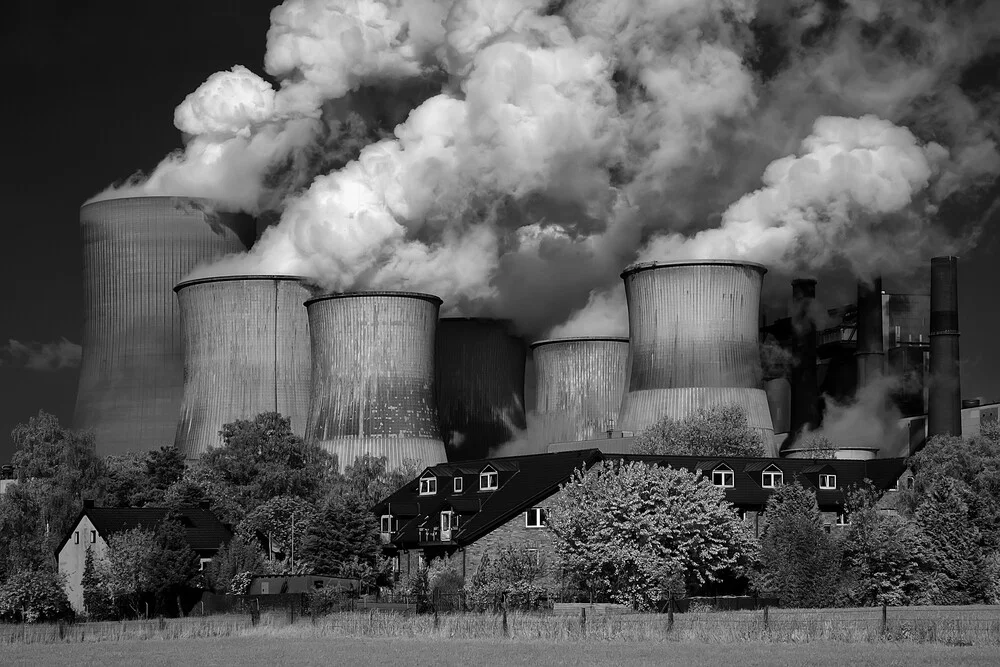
<box><xmin>0</xmin><ymin>339</ymin><xmax>82</xmax><ymax>372</ymax></box>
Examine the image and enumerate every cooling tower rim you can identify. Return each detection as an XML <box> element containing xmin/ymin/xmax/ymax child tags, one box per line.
<box><xmin>174</xmin><ymin>274</ymin><xmax>309</xmax><ymax>293</ymax></box>
<box><xmin>304</xmin><ymin>290</ymin><xmax>443</xmax><ymax>308</ymax></box>
<box><xmin>621</xmin><ymin>259</ymin><xmax>767</xmax><ymax>279</ymax></box>
<box><xmin>530</xmin><ymin>336</ymin><xmax>629</xmax><ymax>350</ymax></box>
<box><xmin>440</xmin><ymin>316</ymin><xmax>515</xmax><ymax>325</ymax></box>
<box><xmin>80</xmin><ymin>195</ymin><xmax>224</xmax><ymax>212</ymax></box>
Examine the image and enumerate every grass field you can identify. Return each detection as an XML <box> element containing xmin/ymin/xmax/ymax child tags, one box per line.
<box><xmin>5</xmin><ymin>636</ymin><xmax>1000</xmax><ymax>667</ymax></box>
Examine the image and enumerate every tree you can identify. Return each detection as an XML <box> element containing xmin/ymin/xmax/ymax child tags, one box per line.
<box><xmin>547</xmin><ymin>461</ymin><xmax>754</xmax><ymax>610</ymax></box>
<box><xmin>0</xmin><ymin>482</ymin><xmax>52</xmax><ymax>578</ymax></box>
<box><xmin>299</xmin><ymin>494</ymin><xmax>380</xmax><ymax>577</ymax></box>
<box><xmin>464</xmin><ymin>547</ymin><xmax>548</xmax><ymax>611</ymax></box>
<box><xmin>81</xmin><ymin>547</ymin><xmax>115</xmax><ymax>620</ymax></box>
<box><xmin>751</xmin><ymin>483</ymin><xmax>841</xmax><ymax>608</ymax></box>
<box><xmin>100</xmin><ymin>453</ymin><xmax>148</xmax><ymax>507</ymax></box>
<box><xmin>340</xmin><ymin>454</ymin><xmax>420</xmax><ymax>507</ymax></box>
<box><xmin>633</xmin><ymin>405</ymin><xmax>765</xmax><ymax>457</ymax></box>
<box><xmin>145</xmin><ymin>517</ymin><xmax>200</xmax><ymax>614</ymax></box>
<box><xmin>206</xmin><ymin>538</ymin><xmax>263</xmax><ymax>594</ymax></box>
<box><xmin>0</xmin><ymin>570</ymin><xmax>73</xmax><ymax>623</ymax></box>
<box><xmin>236</xmin><ymin>495</ymin><xmax>316</xmax><ymax>569</ymax></box>
<box><xmin>145</xmin><ymin>446</ymin><xmax>185</xmax><ymax>494</ymax></box>
<box><xmin>99</xmin><ymin>527</ymin><xmax>156</xmax><ymax>617</ymax></box>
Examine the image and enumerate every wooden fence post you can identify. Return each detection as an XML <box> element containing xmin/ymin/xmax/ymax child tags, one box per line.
<box><xmin>881</xmin><ymin>604</ymin><xmax>887</xmax><ymax>635</ymax></box>
<box><xmin>763</xmin><ymin>605</ymin><xmax>769</xmax><ymax>631</ymax></box>
<box><xmin>502</xmin><ymin>606</ymin><xmax>509</xmax><ymax>638</ymax></box>
<box><xmin>580</xmin><ymin>607</ymin><xmax>587</xmax><ymax>637</ymax></box>
<box><xmin>667</xmin><ymin>596</ymin><xmax>674</xmax><ymax>631</ymax></box>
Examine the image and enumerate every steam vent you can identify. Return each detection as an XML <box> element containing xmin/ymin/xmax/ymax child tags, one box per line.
<box><xmin>173</xmin><ymin>275</ymin><xmax>313</xmax><ymax>460</ymax></box>
<box><xmin>305</xmin><ymin>291</ymin><xmax>448</xmax><ymax>472</ymax></box>
<box><xmin>73</xmin><ymin>197</ymin><xmax>254</xmax><ymax>457</ymax></box>
<box><xmin>531</xmin><ymin>337</ymin><xmax>629</xmax><ymax>446</ymax></box>
<box><xmin>435</xmin><ymin>318</ymin><xmax>527</xmax><ymax>461</ymax></box>
<box><xmin>616</xmin><ymin>260</ymin><xmax>775</xmax><ymax>452</ymax></box>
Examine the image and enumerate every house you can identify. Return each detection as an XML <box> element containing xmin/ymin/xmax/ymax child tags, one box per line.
<box><xmin>373</xmin><ymin>450</ymin><xmax>909</xmax><ymax>578</ymax></box>
<box><xmin>56</xmin><ymin>500</ymin><xmax>233</xmax><ymax>612</ymax></box>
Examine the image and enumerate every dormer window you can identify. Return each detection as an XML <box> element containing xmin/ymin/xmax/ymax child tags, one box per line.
<box><xmin>480</xmin><ymin>466</ymin><xmax>498</xmax><ymax>491</ymax></box>
<box><xmin>762</xmin><ymin>465</ymin><xmax>783</xmax><ymax>489</ymax></box>
<box><xmin>819</xmin><ymin>473</ymin><xmax>836</xmax><ymax>490</ymax></box>
<box><xmin>453</xmin><ymin>477</ymin><xmax>463</xmax><ymax>493</ymax></box>
<box><xmin>380</xmin><ymin>515</ymin><xmax>395</xmax><ymax>534</ymax></box>
<box><xmin>712</xmin><ymin>465</ymin><xmax>734</xmax><ymax>488</ymax></box>
<box><xmin>419</xmin><ymin>474</ymin><xmax>437</xmax><ymax>495</ymax></box>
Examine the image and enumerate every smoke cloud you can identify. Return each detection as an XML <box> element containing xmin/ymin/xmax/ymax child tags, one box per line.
<box><xmin>0</xmin><ymin>339</ymin><xmax>82</xmax><ymax>372</ymax></box>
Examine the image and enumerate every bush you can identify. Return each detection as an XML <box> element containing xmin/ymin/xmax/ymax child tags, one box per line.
<box><xmin>0</xmin><ymin>570</ymin><xmax>74</xmax><ymax>623</ymax></box>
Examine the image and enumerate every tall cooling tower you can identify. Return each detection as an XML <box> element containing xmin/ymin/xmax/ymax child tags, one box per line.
<box><xmin>928</xmin><ymin>256</ymin><xmax>961</xmax><ymax>438</ymax></box>
<box><xmin>305</xmin><ymin>291</ymin><xmax>447</xmax><ymax>471</ymax></box>
<box><xmin>531</xmin><ymin>337</ymin><xmax>629</xmax><ymax>446</ymax></box>
<box><xmin>616</xmin><ymin>260</ymin><xmax>775</xmax><ymax>451</ymax></box>
<box><xmin>435</xmin><ymin>318</ymin><xmax>526</xmax><ymax>461</ymax></box>
<box><xmin>74</xmin><ymin>197</ymin><xmax>255</xmax><ymax>457</ymax></box>
<box><xmin>173</xmin><ymin>275</ymin><xmax>313</xmax><ymax>460</ymax></box>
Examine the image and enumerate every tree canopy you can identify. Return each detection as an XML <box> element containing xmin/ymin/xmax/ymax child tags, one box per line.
<box><xmin>633</xmin><ymin>405</ymin><xmax>765</xmax><ymax>457</ymax></box>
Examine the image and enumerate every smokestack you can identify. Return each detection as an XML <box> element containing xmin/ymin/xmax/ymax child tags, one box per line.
<box><xmin>173</xmin><ymin>275</ymin><xmax>313</xmax><ymax>460</ymax></box>
<box><xmin>855</xmin><ymin>276</ymin><xmax>885</xmax><ymax>389</ymax></box>
<box><xmin>928</xmin><ymin>256</ymin><xmax>962</xmax><ymax>438</ymax></box>
<box><xmin>530</xmin><ymin>337</ymin><xmax>629</xmax><ymax>446</ymax></box>
<box><xmin>435</xmin><ymin>318</ymin><xmax>526</xmax><ymax>461</ymax></box>
<box><xmin>74</xmin><ymin>197</ymin><xmax>254</xmax><ymax>457</ymax></box>
<box><xmin>789</xmin><ymin>278</ymin><xmax>819</xmax><ymax>438</ymax></box>
<box><xmin>616</xmin><ymin>260</ymin><xmax>775</xmax><ymax>452</ymax></box>
<box><xmin>305</xmin><ymin>291</ymin><xmax>447</xmax><ymax>472</ymax></box>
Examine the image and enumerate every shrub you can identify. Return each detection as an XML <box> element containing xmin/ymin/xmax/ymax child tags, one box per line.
<box><xmin>0</xmin><ymin>570</ymin><xmax>74</xmax><ymax>623</ymax></box>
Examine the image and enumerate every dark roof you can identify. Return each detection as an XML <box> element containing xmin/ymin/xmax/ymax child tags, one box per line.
<box><xmin>57</xmin><ymin>506</ymin><xmax>233</xmax><ymax>555</ymax></box>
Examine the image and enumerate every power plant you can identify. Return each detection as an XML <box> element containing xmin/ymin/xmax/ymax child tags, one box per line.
<box><xmin>73</xmin><ymin>197</ymin><xmax>254</xmax><ymax>457</ymax></box>
<box><xmin>304</xmin><ymin>291</ymin><xmax>448</xmax><ymax>472</ymax></box>
<box><xmin>531</xmin><ymin>337</ymin><xmax>629</xmax><ymax>447</ymax></box>
<box><xmin>616</xmin><ymin>260</ymin><xmax>776</xmax><ymax>454</ymax></box>
<box><xmin>435</xmin><ymin>318</ymin><xmax>526</xmax><ymax>461</ymax></box>
<box><xmin>173</xmin><ymin>275</ymin><xmax>313</xmax><ymax>460</ymax></box>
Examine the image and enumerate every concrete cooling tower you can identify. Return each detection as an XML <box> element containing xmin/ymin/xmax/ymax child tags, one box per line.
<box><xmin>616</xmin><ymin>260</ymin><xmax>775</xmax><ymax>453</ymax></box>
<box><xmin>173</xmin><ymin>275</ymin><xmax>313</xmax><ymax>460</ymax></box>
<box><xmin>305</xmin><ymin>291</ymin><xmax>447</xmax><ymax>472</ymax></box>
<box><xmin>74</xmin><ymin>197</ymin><xmax>255</xmax><ymax>457</ymax></box>
<box><xmin>435</xmin><ymin>318</ymin><xmax>526</xmax><ymax>461</ymax></box>
<box><xmin>531</xmin><ymin>337</ymin><xmax>629</xmax><ymax>446</ymax></box>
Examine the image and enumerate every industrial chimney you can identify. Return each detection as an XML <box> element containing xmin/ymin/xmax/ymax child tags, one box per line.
<box><xmin>74</xmin><ymin>197</ymin><xmax>254</xmax><ymax>457</ymax></box>
<box><xmin>856</xmin><ymin>276</ymin><xmax>886</xmax><ymax>389</ymax></box>
<box><xmin>928</xmin><ymin>256</ymin><xmax>962</xmax><ymax>438</ymax></box>
<box><xmin>530</xmin><ymin>337</ymin><xmax>629</xmax><ymax>447</ymax></box>
<box><xmin>173</xmin><ymin>275</ymin><xmax>313</xmax><ymax>460</ymax></box>
<box><xmin>616</xmin><ymin>260</ymin><xmax>775</xmax><ymax>452</ymax></box>
<box><xmin>789</xmin><ymin>278</ymin><xmax>819</xmax><ymax>439</ymax></box>
<box><xmin>435</xmin><ymin>318</ymin><xmax>526</xmax><ymax>461</ymax></box>
<box><xmin>305</xmin><ymin>291</ymin><xmax>447</xmax><ymax>472</ymax></box>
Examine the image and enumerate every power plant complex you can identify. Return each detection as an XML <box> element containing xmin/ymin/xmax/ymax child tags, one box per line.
<box><xmin>72</xmin><ymin>195</ymin><xmax>978</xmax><ymax>468</ymax></box>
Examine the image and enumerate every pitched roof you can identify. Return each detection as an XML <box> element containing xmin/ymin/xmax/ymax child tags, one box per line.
<box><xmin>57</xmin><ymin>506</ymin><xmax>233</xmax><ymax>555</ymax></box>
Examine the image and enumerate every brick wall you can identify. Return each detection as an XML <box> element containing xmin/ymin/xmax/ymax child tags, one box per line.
<box><xmin>459</xmin><ymin>506</ymin><xmax>559</xmax><ymax>578</ymax></box>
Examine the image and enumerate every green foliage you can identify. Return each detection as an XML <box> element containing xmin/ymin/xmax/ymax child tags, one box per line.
<box><xmin>633</xmin><ymin>405</ymin><xmax>765</xmax><ymax>457</ymax></box>
<box><xmin>464</xmin><ymin>547</ymin><xmax>549</xmax><ymax>611</ymax></box>
<box><xmin>751</xmin><ymin>483</ymin><xmax>841</xmax><ymax>608</ymax></box>
<box><xmin>99</xmin><ymin>526</ymin><xmax>156</xmax><ymax>617</ymax></box>
<box><xmin>237</xmin><ymin>495</ymin><xmax>316</xmax><ymax>567</ymax></box>
<box><xmin>427</xmin><ymin>553</ymin><xmax>465</xmax><ymax>598</ymax></box>
<box><xmin>146</xmin><ymin>517</ymin><xmax>200</xmax><ymax>603</ymax></box>
<box><xmin>340</xmin><ymin>454</ymin><xmax>420</xmax><ymax>507</ymax></box>
<box><xmin>548</xmin><ymin>461</ymin><xmax>754</xmax><ymax>610</ymax></box>
<box><xmin>0</xmin><ymin>570</ymin><xmax>73</xmax><ymax>623</ymax></box>
<box><xmin>0</xmin><ymin>482</ymin><xmax>52</xmax><ymax>578</ymax></box>
<box><xmin>81</xmin><ymin>547</ymin><xmax>116</xmax><ymax>620</ymax></box>
<box><xmin>299</xmin><ymin>494</ymin><xmax>380</xmax><ymax>578</ymax></box>
<box><xmin>206</xmin><ymin>537</ymin><xmax>263</xmax><ymax>594</ymax></box>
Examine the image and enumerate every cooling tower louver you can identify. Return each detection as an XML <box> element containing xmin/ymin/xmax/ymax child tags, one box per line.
<box><xmin>305</xmin><ymin>291</ymin><xmax>447</xmax><ymax>472</ymax></box>
<box><xmin>73</xmin><ymin>196</ymin><xmax>255</xmax><ymax>457</ymax></box>
<box><xmin>615</xmin><ymin>260</ymin><xmax>775</xmax><ymax>453</ymax></box>
<box><xmin>173</xmin><ymin>275</ymin><xmax>313</xmax><ymax>460</ymax></box>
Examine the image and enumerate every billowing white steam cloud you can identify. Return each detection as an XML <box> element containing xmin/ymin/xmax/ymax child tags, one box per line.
<box><xmin>0</xmin><ymin>339</ymin><xmax>82</xmax><ymax>372</ymax></box>
<box><xmin>92</xmin><ymin>0</ymin><xmax>1000</xmax><ymax>338</ymax></box>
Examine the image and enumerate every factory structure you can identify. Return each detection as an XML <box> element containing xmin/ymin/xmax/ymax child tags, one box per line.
<box><xmin>70</xmin><ymin>195</ymin><xmax>985</xmax><ymax>471</ymax></box>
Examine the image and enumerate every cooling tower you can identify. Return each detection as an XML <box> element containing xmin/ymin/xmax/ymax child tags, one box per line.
<box><xmin>530</xmin><ymin>337</ymin><xmax>629</xmax><ymax>446</ymax></box>
<box><xmin>173</xmin><ymin>275</ymin><xmax>313</xmax><ymax>460</ymax></box>
<box><xmin>435</xmin><ymin>318</ymin><xmax>526</xmax><ymax>461</ymax></box>
<box><xmin>616</xmin><ymin>260</ymin><xmax>775</xmax><ymax>452</ymax></box>
<box><xmin>856</xmin><ymin>277</ymin><xmax>886</xmax><ymax>389</ymax></box>
<box><xmin>789</xmin><ymin>279</ymin><xmax>819</xmax><ymax>438</ymax></box>
<box><xmin>305</xmin><ymin>291</ymin><xmax>447</xmax><ymax>472</ymax></box>
<box><xmin>928</xmin><ymin>256</ymin><xmax>962</xmax><ymax>438</ymax></box>
<box><xmin>74</xmin><ymin>197</ymin><xmax>255</xmax><ymax>457</ymax></box>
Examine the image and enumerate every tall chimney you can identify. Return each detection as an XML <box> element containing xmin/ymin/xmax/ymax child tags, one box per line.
<box><xmin>789</xmin><ymin>279</ymin><xmax>819</xmax><ymax>437</ymax></box>
<box><xmin>855</xmin><ymin>276</ymin><xmax>885</xmax><ymax>389</ymax></box>
<box><xmin>928</xmin><ymin>256</ymin><xmax>962</xmax><ymax>438</ymax></box>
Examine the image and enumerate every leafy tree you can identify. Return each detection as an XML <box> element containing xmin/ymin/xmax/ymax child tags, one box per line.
<box><xmin>299</xmin><ymin>494</ymin><xmax>380</xmax><ymax>577</ymax></box>
<box><xmin>751</xmin><ymin>483</ymin><xmax>841</xmax><ymax>607</ymax></box>
<box><xmin>99</xmin><ymin>527</ymin><xmax>156</xmax><ymax>617</ymax></box>
<box><xmin>206</xmin><ymin>537</ymin><xmax>262</xmax><ymax>594</ymax></box>
<box><xmin>0</xmin><ymin>570</ymin><xmax>73</xmax><ymax>623</ymax></box>
<box><xmin>100</xmin><ymin>453</ymin><xmax>148</xmax><ymax>507</ymax></box>
<box><xmin>146</xmin><ymin>446</ymin><xmax>185</xmax><ymax>493</ymax></box>
<box><xmin>145</xmin><ymin>517</ymin><xmax>200</xmax><ymax>615</ymax></box>
<box><xmin>237</xmin><ymin>495</ymin><xmax>316</xmax><ymax>568</ymax></box>
<box><xmin>465</xmin><ymin>546</ymin><xmax>549</xmax><ymax>611</ymax></box>
<box><xmin>633</xmin><ymin>405</ymin><xmax>765</xmax><ymax>457</ymax></box>
<box><xmin>81</xmin><ymin>547</ymin><xmax>115</xmax><ymax>620</ymax></box>
<box><xmin>547</xmin><ymin>461</ymin><xmax>754</xmax><ymax>610</ymax></box>
<box><xmin>340</xmin><ymin>454</ymin><xmax>420</xmax><ymax>506</ymax></box>
<box><xmin>0</xmin><ymin>482</ymin><xmax>52</xmax><ymax>578</ymax></box>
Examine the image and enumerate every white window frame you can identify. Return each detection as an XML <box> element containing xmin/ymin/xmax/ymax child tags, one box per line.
<box><xmin>380</xmin><ymin>514</ymin><xmax>394</xmax><ymax>534</ymax></box>
<box><xmin>199</xmin><ymin>558</ymin><xmax>212</xmax><ymax>572</ymax></box>
<box><xmin>525</xmin><ymin>508</ymin><xmax>547</xmax><ymax>528</ymax></box>
<box><xmin>419</xmin><ymin>475</ymin><xmax>437</xmax><ymax>496</ymax></box>
<box><xmin>712</xmin><ymin>466</ymin><xmax>734</xmax><ymax>488</ymax></box>
<box><xmin>762</xmin><ymin>465</ymin><xmax>783</xmax><ymax>489</ymax></box>
<box><xmin>479</xmin><ymin>467</ymin><xmax>498</xmax><ymax>491</ymax></box>
<box><xmin>453</xmin><ymin>477</ymin><xmax>463</xmax><ymax>493</ymax></box>
<box><xmin>819</xmin><ymin>473</ymin><xmax>837</xmax><ymax>490</ymax></box>
<box><xmin>90</xmin><ymin>530</ymin><xmax>97</xmax><ymax>544</ymax></box>
<box><xmin>440</xmin><ymin>510</ymin><xmax>458</xmax><ymax>532</ymax></box>
<box><xmin>836</xmin><ymin>512</ymin><xmax>850</xmax><ymax>526</ymax></box>
<box><xmin>74</xmin><ymin>531</ymin><xmax>79</xmax><ymax>545</ymax></box>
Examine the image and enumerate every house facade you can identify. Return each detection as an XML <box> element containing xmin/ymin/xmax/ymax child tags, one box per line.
<box><xmin>374</xmin><ymin>450</ymin><xmax>910</xmax><ymax>578</ymax></box>
<box><xmin>56</xmin><ymin>502</ymin><xmax>233</xmax><ymax>612</ymax></box>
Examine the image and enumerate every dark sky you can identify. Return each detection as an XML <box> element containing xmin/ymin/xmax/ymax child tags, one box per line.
<box><xmin>0</xmin><ymin>2</ymin><xmax>998</xmax><ymax>463</ymax></box>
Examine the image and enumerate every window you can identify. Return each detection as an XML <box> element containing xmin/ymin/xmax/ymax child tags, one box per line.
<box><xmin>525</xmin><ymin>508</ymin><xmax>547</xmax><ymax>528</ymax></box>
<box><xmin>199</xmin><ymin>558</ymin><xmax>212</xmax><ymax>571</ymax></box>
<box><xmin>479</xmin><ymin>466</ymin><xmax>498</xmax><ymax>491</ymax></box>
<box><xmin>762</xmin><ymin>465</ymin><xmax>783</xmax><ymax>489</ymax></box>
<box><xmin>90</xmin><ymin>530</ymin><xmax>97</xmax><ymax>544</ymax></box>
<box><xmin>380</xmin><ymin>514</ymin><xmax>394</xmax><ymax>534</ymax></box>
<box><xmin>738</xmin><ymin>510</ymin><xmax>748</xmax><ymax>522</ymax></box>
<box><xmin>419</xmin><ymin>474</ymin><xmax>437</xmax><ymax>495</ymax></box>
<box><xmin>819</xmin><ymin>474</ymin><xmax>836</xmax><ymax>490</ymax></box>
<box><xmin>314</xmin><ymin>580</ymin><xmax>324</xmax><ymax>590</ymax></box>
<box><xmin>440</xmin><ymin>510</ymin><xmax>458</xmax><ymax>532</ymax></box>
<box><xmin>906</xmin><ymin>476</ymin><xmax>915</xmax><ymax>490</ymax></box>
<box><xmin>453</xmin><ymin>477</ymin><xmax>463</xmax><ymax>493</ymax></box>
<box><xmin>836</xmin><ymin>513</ymin><xmax>850</xmax><ymax>526</ymax></box>
<box><xmin>73</xmin><ymin>532</ymin><xmax>79</xmax><ymax>545</ymax></box>
<box><xmin>712</xmin><ymin>466</ymin><xmax>734</xmax><ymax>488</ymax></box>
<box><xmin>391</xmin><ymin>556</ymin><xmax>400</xmax><ymax>573</ymax></box>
